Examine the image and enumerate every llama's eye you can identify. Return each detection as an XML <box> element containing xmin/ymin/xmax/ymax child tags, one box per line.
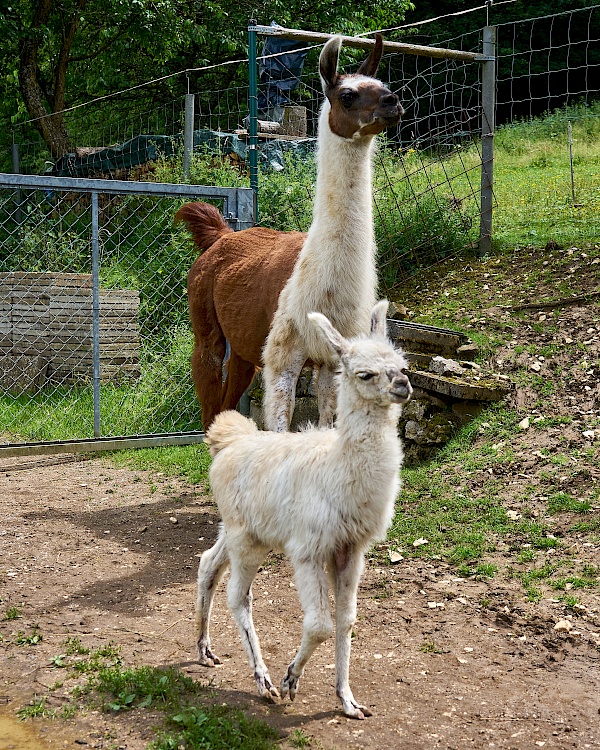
<box><xmin>340</xmin><ymin>91</ymin><xmax>356</xmax><ymax>107</ymax></box>
<box><xmin>358</xmin><ymin>372</ymin><xmax>376</xmax><ymax>381</ymax></box>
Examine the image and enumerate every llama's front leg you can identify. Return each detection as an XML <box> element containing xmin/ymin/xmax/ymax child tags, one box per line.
<box><xmin>195</xmin><ymin>532</ymin><xmax>229</xmax><ymax>666</ymax></box>
<box><xmin>333</xmin><ymin>546</ymin><xmax>372</xmax><ymax>719</ymax></box>
<box><xmin>262</xmin><ymin>348</ymin><xmax>306</xmax><ymax>432</ymax></box>
<box><xmin>281</xmin><ymin>561</ymin><xmax>333</xmax><ymax>701</ymax></box>
<box><xmin>316</xmin><ymin>363</ymin><xmax>338</xmax><ymax>428</ymax></box>
<box><xmin>227</xmin><ymin>543</ymin><xmax>279</xmax><ymax>702</ymax></box>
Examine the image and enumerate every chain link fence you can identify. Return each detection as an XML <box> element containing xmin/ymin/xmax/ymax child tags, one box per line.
<box><xmin>0</xmin><ymin>175</ymin><xmax>252</xmax><ymax>454</ymax></box>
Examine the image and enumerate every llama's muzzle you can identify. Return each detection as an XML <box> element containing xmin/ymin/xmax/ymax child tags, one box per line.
<box><xmin>390</xmin><ymin>373</ymin><xmax>412</xmax><ymax>403</ymax></box>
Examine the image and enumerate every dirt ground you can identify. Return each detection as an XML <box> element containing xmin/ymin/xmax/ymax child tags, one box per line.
<box><xmin>1</xmin><ymin>244</ymin><xmax>600</xmax><ymax>749</ymax></box>
<box><xmin>0</xmin><ymin>456</ymin><xmax>598</xmax><ymax>750</ymax></box>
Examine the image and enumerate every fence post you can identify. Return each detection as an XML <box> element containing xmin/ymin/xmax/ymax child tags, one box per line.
<box><xmin>479</xmin><ymin>25</ymin><xmax>496</xmax><ymax>258</ymax></box>
<box><xmin>183</xmin><ymin>93</ymin><xmax>195</xmax><ymax>181</ymax></box>
<box><xmin>91</xmin><ymin>192</ymin><xmax>101</xmax><ymax>438</ymax></box>
<box><xmin>11</xmin><ymin>143</ymin><xmax>22</xmax><ymax>224</ymax></box>
<box><xmin>248</xmin><ymin>20</ymin><xmax>259</xmax><ymax>221</ymax></box>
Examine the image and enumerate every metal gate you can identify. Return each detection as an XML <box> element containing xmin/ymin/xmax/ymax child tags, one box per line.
<box><xmin>0</xmin><ymin>173</ymin><xmax>253</xmax><ymax>457</ymax></box>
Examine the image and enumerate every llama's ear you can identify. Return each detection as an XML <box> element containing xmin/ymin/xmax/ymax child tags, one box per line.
<box><xmin>320</xmin><ymin>36</ymin><xmax>342</xmax><ymax>90</ymax></box>
<box><xmin>307</xmin><ymin>311</ymin><xmax>348</xmax><ymax>357</ymax></box>
<box><xmin>370</xmin><ymin>300</ymin><xmax>389</xmax><ymax>339</ymax></box>
<box><xmin>357</xmin><ymin>33</ymin><xmax>383</xmax><ymax>78</ymax></box>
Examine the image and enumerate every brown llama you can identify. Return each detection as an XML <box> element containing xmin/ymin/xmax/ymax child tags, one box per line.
<box><xmin>176</xmin><ymin>35</ymin><xmax>402</xmax><ymax>430</ymax></box>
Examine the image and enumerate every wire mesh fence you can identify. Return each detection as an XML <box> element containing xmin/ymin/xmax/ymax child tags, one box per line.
<box><xmin>252</xmin><ymin>30</ymin><xmax>486</xmax><ymax>292</ymax></box>
<box><xmin>0</xmin><ymin>176</ymin><xmax>252</xmax><ymax>451</ymax></box>
<box><xmin>496</xmin><ymin>4</ymin><xmax>600</xmax><ymax>124</ymax></box>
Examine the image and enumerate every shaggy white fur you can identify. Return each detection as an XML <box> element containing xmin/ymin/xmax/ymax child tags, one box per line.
<box><xmin>195</xmin><ymin>301</ymin><xmax>412</xmax><ymax>719</ymax></box>
<box><xmin>262</xmin><ymin>35</ymin><xmax>403</xmax><ymax>432</ymax></box>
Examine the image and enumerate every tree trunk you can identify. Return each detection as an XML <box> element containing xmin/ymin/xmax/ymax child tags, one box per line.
<box><xmin>18</xmin><ymin>0</ymin><xmax>85</xmax><ymax>158</ymax></box>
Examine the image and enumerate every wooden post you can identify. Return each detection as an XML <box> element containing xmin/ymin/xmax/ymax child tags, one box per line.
<box><xmin>479</xmin><ymin>26</ymin><xmax>496</xmax><ymax>258</ymax></box>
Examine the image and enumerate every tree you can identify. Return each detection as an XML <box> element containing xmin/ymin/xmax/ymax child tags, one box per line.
<box><xmin>2</xmin><ymin>0</ymin><xmax>414</xmax><ymax>164</ymax></box>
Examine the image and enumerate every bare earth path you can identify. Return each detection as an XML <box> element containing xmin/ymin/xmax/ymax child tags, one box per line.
<box><xmin>1</xmin><ymin>455</ymin><xmax>599</xmax><ymax>750</ymax></box>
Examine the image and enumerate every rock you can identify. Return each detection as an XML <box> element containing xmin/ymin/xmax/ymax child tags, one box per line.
<box><xmin>388</xmin><ymin>302</ymin><xmax>407</xmax><ymax>320</ymax></box>
<box><xmin>403</xmin><ymin>399</ymin><xmax>427</xmax><ymax>422</ymax></box>
<box><xmin>554</xmin><ymin>620</ymin><xmax>573</xmax><ymax>632</ymax></box>
<box><xmin>389</xmin><ymin>550</ymin><xmax>404</xmax><ymax>563</ymax></box>
<box><xmin>456</xmin><ymin>342</ymin><xmax>479</xmax><ymax>361</ymax></box>
<box><xmin>413</xmin><ymin>537</ymin><xmax>429</xmax><ymax>547</ymax></box>
<box><xmin>530</xmin><ymin>361</ymin><xmax>542</xmax><ymax>372</ymax></box>
<box><xmin>429</xmin><ymin>356</ymin><xmax>466</xmax><ymax>377</ymax></box>
<box><xmin>169</xmin><ymin>517</ymin><xmax>178</xmax><ymax>524</ymax></box>
<box><xmin>519</xmin><ymin>417</ymin><xmax>530</xmax><ymax>430</ymax></box>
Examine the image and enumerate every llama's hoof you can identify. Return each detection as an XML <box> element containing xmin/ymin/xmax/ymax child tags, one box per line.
<box><xmin>197</xmin><ymin>644</ymin><xmax>221</xmax><ymax>667</ymax></box>
<box><xmin>339</xmin><ymin>690</ymin><xmax>373</xmax><ymax>719</ymax></box>
<box><xmin>280</xmin><ymin>664</ymin><xmax>301</xmax><ymax>701</ymax></box>
<box><xmin>255</xmin><ymin>671</ymin><xmax>280</xmax><ymax>703</ymax></box>
<box><xmin>342</xmin><ymin>701</ymin><xmax>373</xmax><ymax>720</ymax></box>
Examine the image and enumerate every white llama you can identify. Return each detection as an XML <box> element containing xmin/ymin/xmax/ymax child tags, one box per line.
<box><xmin>195</xmin><ymin>301</ymin><xmax>412</xmax><ymax>720</ymax></box>
<box><xmin>262</xmin><ymin>34</ymin><xmax>404</xmax><ymax>432</ymax></box>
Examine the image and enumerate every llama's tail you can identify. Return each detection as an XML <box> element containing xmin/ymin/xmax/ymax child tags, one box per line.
<box><xmin>205</xmin><ymin>410</ymin><xmax>258</xmax><ymax>457</ymax></box>
<box><xmin>174</xmin><ymin>202</ymin><xmax>233</xmax><ymax>253</ymax></box>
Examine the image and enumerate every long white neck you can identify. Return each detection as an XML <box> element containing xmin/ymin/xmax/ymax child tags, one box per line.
<box><xmin>309</xmin><ymin>100</ymin><xmax>376</xmax><ymax>247</ymax></box>
<box><xmin>335</xmin><ymin>382</ymin><xmax>401</xmax><ymax>447</ymax></box>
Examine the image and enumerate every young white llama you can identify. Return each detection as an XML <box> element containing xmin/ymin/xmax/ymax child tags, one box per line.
<box><xmin>195</xmin><ymin>301</ymin><xmax>413</xmax><ymax>720</ymax></box>
<box><xmin>262</xmin><ymin>35</ymin><xmax>403</xmax><ymax>432</ymax></box>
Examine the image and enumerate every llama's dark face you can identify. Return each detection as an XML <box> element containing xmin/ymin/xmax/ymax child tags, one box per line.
<box><xmin>320</xmin><ymin>34</ymin><xmax>403</xmax><ymax>140</ymax></box>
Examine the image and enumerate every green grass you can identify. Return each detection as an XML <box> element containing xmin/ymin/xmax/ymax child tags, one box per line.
<box><xmin>107</xmin><ymin>443</ymin><xmax>212</xmax><ymax>486</ymax></box>
<box><xmin>547</xmin><ymin>492</ymin><xmax>592</xmax><ymax>514</ymax></box>
<box><xmin>2</xmin><ymin>606</ymin><xmax>21</xmax><ymax>621</ymax></box>
<box><xmin>493</xmin><ymin>103</ymin><xmax>600</xmax><ymax>250</ymax></box>
<box><xmin>22</xmin><ymin>639</ymin><xmax>280</xmax><ymax>749</ymax></box>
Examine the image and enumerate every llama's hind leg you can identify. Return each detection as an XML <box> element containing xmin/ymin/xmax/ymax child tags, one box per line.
<box><xmin>221</xmin><ymin>351</ymin><xmax>256</xmax><ymax>412</ymax></box>
<box><xmin>196</xmin><ymin>531</ymin><xmax>229</xmax><ymax>666</ymax></box>
<box><xmin>281</xmin><ymin>561</ymin><xmax>333</xmax><ymax>701</ymax></box>
<box><xmin>192</xmin><ymin>340</ymin><xmax>226</xmax><ymax>430</ymax></box>
<box><xmin>332</xmin><ymin>545</ymin><xmax>372</xmax><ymax>719</ymax></box>
<box><xmin>227</xmin><ymin>540</ymin><xmax>279</xmax><ymax>701</ymax></box>
<box><xmin>316</xmin><ymin>363</ymin><xmax>338</xmax><ymax>428</ymax></box>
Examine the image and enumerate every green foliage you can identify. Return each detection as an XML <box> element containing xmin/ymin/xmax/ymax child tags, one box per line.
<box><xmin>2</xmin><ymin>606</ymin><xmax>21</xmax><ymax>621</ymax></box>
<box><xmin>108</xmin><ymin>442</ymin><xmax>211</xmax><ymax>485</ymax></box>
<box><xmin>1</xmin><ymin>0</ymin><xmax>413</xmax><ymax>167</ymax></box>
<box><xmin>373</xmin><ymin>147</ymin><xmax>479</xmax><ymax>292</ymax></box>
<box><xmin>15</xmin><ymin>625</ymin><xmax>42</xmax><ymax>645</ymax></box>
<box><xmin>156</xmin><ymin>704</ymin><xmax>280</xmax><ymax>750</ymax></box>
<box><xmin>258</xmin><ymin>151</ymin><xmax>316</xmax><ymax>231</ymax></box>
<box><xmin>17</xmin><ymin>696</ymin><xmax>51</xmax><ymax>720</ymax></box>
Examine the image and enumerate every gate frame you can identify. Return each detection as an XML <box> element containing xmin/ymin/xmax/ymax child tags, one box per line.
<box><xmin>0</xmin><ymin>173</ymin><xmax>254</xmax><ymax>457</ymax></box>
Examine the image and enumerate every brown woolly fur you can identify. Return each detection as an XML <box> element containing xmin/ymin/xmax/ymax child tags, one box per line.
<box><xmin>177</xmin><ymin>201</ymin><xmax>305</xmax><ymax>429</ymax></box>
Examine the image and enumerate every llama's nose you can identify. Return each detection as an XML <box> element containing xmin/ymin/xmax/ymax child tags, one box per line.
<box><xmin>382</xmin><ymin>93</ymin><xmax>399</xmax><ymax>107</ymax></box>
<box><xmin>389</xmin><ymin>372</ymin><xmax>412</xmax><ymax>403</ymax></box>
<box><xmin>379</xmin><ymin>93</ymin><xmax>404</xmax><ymax>122</ymax></box>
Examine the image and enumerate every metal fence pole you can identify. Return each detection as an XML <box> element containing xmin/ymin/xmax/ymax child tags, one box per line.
<box><xmin>11</xmin><ymin>143</ymin><xmax>22</xmax><ymax>224</ymax></box>
<box><xmin>248</xmin><ymin>21</ymin><xmax>259</xmax><ymax>221</ymax></box>
<box><xmin>479</xmin><ymin>26</ymin><xmax>496</xmax><ymax>258</ymax></box>
<box><xmin>91</xmin><ymin>191</ymin><xmax>101</xmax><ymax>438</ymax></box>
<box><xmin>183</xmin><ymin>93</ymin><xmax>195</xmax><ymax>181</ymax></box>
